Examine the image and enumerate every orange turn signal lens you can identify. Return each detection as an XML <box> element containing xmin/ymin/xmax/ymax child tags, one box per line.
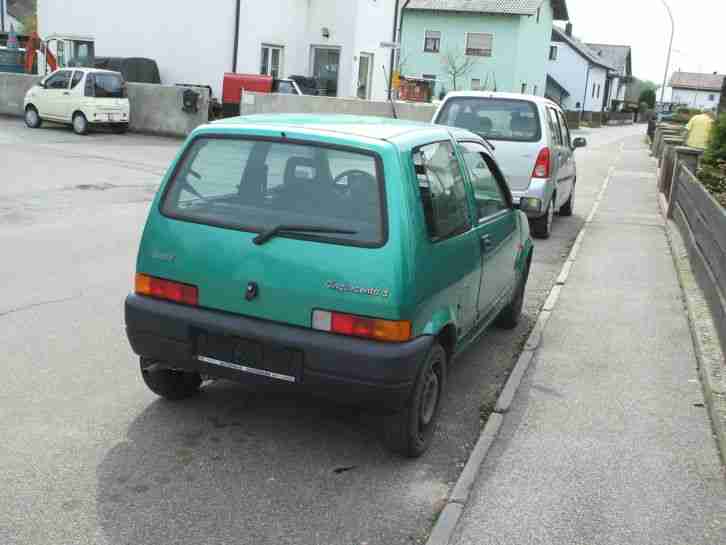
<box><xmin>135</xmin><ymin>273</ymin><xmax>198</xmax><ymax>306</ymax></box>
<box><xmin>312</xmin><ymin>310</ymin><xmax>412</xmax><ymax>343</ymax></box>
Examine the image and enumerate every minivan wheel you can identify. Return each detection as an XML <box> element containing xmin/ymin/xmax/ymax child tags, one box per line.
<box><xmin>496</xmin><ymin>257</ymin><xmax>530</xmax><ymax>329</ymax></box>
<box><xmin>559</xmin><ymin>184</ymin><xmax>575</xmax><ymax>217</ymax></box>
<box><xmin>72</xmin><ymin>112</ymin><xmax>89</xmax><ymax>135</ymax></box>
<box><xmin>139</xmin><ymin>358</ymin><xmax>202</xmax><ymax>400</ymax></box>
<box><xmin>531</xmin><ymin>196</ymin><xmax>554</xmax><ymax>239</ymax></box>
<box><xmin>382</xmin><ymin>343</ymin><xmax>447</xmax><ymax>458</ymax></box>
<box><xmin>25</xmin><ymin>106</ymin><xmax>42</xmax><ymax>128</ymax></box>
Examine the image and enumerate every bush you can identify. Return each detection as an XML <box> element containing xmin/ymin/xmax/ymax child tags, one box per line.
<box><xmin>705</xmin><ymin>113</ymin><xmax>726</xmax><ymax>164</ymax></box>
<box><xmin>699</xmin><ymin>114</ymin><xmax>726</xmax><ymax>208</ymax></box>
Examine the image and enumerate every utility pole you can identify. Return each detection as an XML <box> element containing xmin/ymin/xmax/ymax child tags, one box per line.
<box><xmin>658</xmin><ymin>0</ymin><xmax>675</xmax><ymax>109</ymax></box>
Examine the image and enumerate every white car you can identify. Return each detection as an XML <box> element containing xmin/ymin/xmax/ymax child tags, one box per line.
<box><xmin>433</xmin><ymin>92</ymin><xmax>586</xmax><ymax>238</ymax></box>
<box><xmin>24</xmin><ymin>67</ymin><xmax>130</xmax><ymax>135</ymax></box>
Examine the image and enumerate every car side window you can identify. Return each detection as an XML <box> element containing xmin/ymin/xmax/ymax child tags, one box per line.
<box><xmin>413</xmin><ymin>141</ymin><xmax>471</xmax><ymax>241</ymax></box>
<box><xmin>70</xmin><ymin>71</ymin><xmax>84</xmax><ymax>89</ymax></box>
<box><xmin>459</xmin><ymin>142</ymin><xmax>509</xmax><ymax>220</ymax></box>
<box><xmin>547</xmin><ymin>107</ymin><xmax>563</xmax><ymax>146</ymax></box>
<box><xmin>46</xmin><ymin>71</ymin><xmax>72</xmax><ymax>90</ymax></box>
<box><xmin>557</xmin><ymin>110</ymin><xmax>572</xmax><ymax>148</ymax></box>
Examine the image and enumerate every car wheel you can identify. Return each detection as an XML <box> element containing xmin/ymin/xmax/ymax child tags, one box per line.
<box><xmin>559</xmin><ymin>184</ymin><xmax>575</xmax><ymax>217</ymax></box>
<box><xmin>112</xmin><ymin>123</ymin><xmax>129</xmax><ymax>134</ymax></box>
<box><xmin>140</xmin><ymin>358</ymin><xmax>202</xmax><ymax>400</ymax></box>
<box><xmin>25</xmin><ymin>106</ymin><xmax>42</xmax><ymax>129</ymax></box>
<box><xmin>72</xmin><ymin>112</ymin><xmax>89</xmax><ymax>135</ymax></box>
<box><xmin>496</xmin><ymin>256</ymin><xmax>531</xmax><ymax>329</ymax></box>
<box><xmin>531</xmin><ymin>195</ymin><xmax>555</xmax><ymax>239</ymax></box>
<box><xmin>382</xmin><ymin>343</ymin><xmax>447</xmax><ymax>458</ymax></box>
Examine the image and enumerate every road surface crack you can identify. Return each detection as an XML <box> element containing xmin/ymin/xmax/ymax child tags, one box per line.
<box><xmin>0</xmin><ymin>294</ymin><xmax>84</xmax><ymax>318</ymax></box>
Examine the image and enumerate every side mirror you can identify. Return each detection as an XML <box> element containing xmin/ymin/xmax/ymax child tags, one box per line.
<box><xmin>38</xmin><ymin>80</ymin><xmax>46</xmax><ymax>89</ymax></box>
<box><xmin>572</xmin><ymin>137</ymin><xmax>587</xmax><ymax>149</ymax></box>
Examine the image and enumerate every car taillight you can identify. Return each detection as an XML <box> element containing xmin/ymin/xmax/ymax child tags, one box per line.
<box><xmin>312</xmin><ymin>310</ymin><xmax>412</xmax><ymax>343</ymax></box>
<box><xmin>135</xmin><ymin>273</ymin><xmax>198</xmax><ymax>306</ymax></box>
<box><xmin>532</xmin><ymin>147</ymin><xmax>551</xmax><ymax>178</ymax></box>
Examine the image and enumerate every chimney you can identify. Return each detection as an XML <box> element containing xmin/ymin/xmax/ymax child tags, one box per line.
<box><xmin>566</xmin><ymin>23</ymin><xmax>573</xmax><ymax>36</ymax></box>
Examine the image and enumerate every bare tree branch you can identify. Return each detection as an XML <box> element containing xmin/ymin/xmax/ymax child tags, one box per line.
<box><xmin>441</xmin><ymin>50</ymin><xmax>478</xmax><ymax>91</ymax></box>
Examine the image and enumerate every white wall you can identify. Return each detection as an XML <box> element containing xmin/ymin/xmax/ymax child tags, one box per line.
<box><xmin>39</xmin><ymin>0</ymin><xmax>395</xmax><ymax>101</ymax></box>
<box><xmin>671</xmin><ymin>88</ymin><xmax>720</xmax><ymax>110</ymax></box>
<box><xmin>548</xmin><ymin>40</ymin><xmax>608</xmax><ymax>112</ymax></box>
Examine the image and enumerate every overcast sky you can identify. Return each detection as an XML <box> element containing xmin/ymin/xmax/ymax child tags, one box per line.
<box><xmin>565</xmin><ymin>0</ymin><xmax>726</xmax><ymax>86</ymax></box>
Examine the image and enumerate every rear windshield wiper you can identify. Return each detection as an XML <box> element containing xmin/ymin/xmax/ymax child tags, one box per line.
<box><xmin>253</xmin><ymin>225</ymin><xmax>358</xmax><ymax>245</ymax></box>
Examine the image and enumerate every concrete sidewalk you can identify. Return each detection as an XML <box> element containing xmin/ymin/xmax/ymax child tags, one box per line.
<box><xmin>451</xmin><ymin>134</ymin><xmax>726</xmax><ymax>544</ymax></box>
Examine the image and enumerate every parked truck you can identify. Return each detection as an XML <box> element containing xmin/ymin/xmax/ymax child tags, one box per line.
<box><xmin>222</xmin><ymin>73</ymin><xmax>319</xmax><ymax>117</ymax></box>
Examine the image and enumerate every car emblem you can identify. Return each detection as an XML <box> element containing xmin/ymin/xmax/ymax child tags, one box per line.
<box><xmin>326</xmin><ymin>281</ymin><xmax>390</xmax><ymax>298</ymax></box>
<box><xmin>245</xmin><ymin>281</ymin><xmax>259</xmax><ymax>301</ymax></box>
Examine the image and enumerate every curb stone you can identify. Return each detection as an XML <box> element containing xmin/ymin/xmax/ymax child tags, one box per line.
<box><xmin>425</xmin><ymin>161</ymin><xmax>617</xmax><ymax>545</ymax></box>
<box><xmin>658</xmin><ymin>197</ymin><xmax>726</xmax><ymax>466</ymax></box>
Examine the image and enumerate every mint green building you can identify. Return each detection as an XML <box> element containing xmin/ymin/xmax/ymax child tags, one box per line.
<box><xmin>399</xmin><ymin>0</ymin><xmax>569</xmax><ymax>98</ymax></box>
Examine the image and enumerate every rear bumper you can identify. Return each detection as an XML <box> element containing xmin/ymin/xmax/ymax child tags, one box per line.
<box><xmin>511</xmin><ymin>179</ymin><xmax>553</xmax><ymax>218</ymax></box>
<box><xmin>125</xmin><ymin>295</ymin><xmax>432</xmax><ymax>410</ymax></box>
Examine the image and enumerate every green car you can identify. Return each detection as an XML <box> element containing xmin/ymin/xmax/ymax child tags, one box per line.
<box><xmin>125</xmin><ymin>114</ymin><xmax>533</xmax><ymax>457</ymax></box>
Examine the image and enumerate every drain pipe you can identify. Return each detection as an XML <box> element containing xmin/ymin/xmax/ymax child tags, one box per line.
<box><xmin>232</xmin><ymin>0</ymin><xmax>241</xmax><ymax>73</ymax></box>
<box><xmin>1</xmin><ymin>0</ymin><xmax>6</xmax><ymax>33</ymax></box>
<box><xmin>387</xmin><ymin>0</ymin><xmax>401</xmax><ymax>100</ymax></box>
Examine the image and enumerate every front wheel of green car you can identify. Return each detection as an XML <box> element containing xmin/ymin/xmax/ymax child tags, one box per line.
<box><xmin>140</xmin><ymin>358</ymin><xmax>202</xmax><ymax>400</ymax></box>
<box><xmin>382</xmin><ymin>343</ymin><xmax>447</xmax><ymax>457</ymax></box>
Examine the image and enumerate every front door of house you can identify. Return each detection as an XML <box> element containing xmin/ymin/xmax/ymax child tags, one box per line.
<box><xmin>357</xmin><ymin>53</ymin><xmax>373</xmax><ymax>100</ymax></box>
<box><xmin>312</xmin><ymin>47</ymin><xmax>340</xmax><ymax>96</ymax></box>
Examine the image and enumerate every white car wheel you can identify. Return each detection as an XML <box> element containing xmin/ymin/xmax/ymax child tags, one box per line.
<box><xmin>25</xmin><ymin>107</ymin><xmax>41</xmax><ymax>129</ymax></box>
<box><xmin>72</xmin><ymin>113</ymin><xmax>89</xmax><ymax>135</ymax></box>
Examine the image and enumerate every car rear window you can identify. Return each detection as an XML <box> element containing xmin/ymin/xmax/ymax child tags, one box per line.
<box><xmin>436</xmin><ymin>98</ymin><xmax>541</xmax><ymax>142</ymax></box>
<box><xmin>161</xmin><ymin>137</ymin><xmax>386</xmax><ymax>246</ymax></box>
<box><xmin>93</xmin><ymin>73</ymin><xmax>125</xmax><ymax>98</ymax></box>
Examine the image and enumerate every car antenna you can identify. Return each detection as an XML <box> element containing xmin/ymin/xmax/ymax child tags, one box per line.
<box><xmin>383</xmin><ymin>65</ymin><xmax>398</xmax><ymax>119</ymax></box>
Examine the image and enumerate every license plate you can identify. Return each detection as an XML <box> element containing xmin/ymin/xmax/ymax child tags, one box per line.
<box><xmin>107</xmin><ymin>113</ymin><xmax>117</xmax><ymax>122</ymax></box>
<box><xmin>196</xmin><ymin>333</ymin><xmax>302</xmax><ymax>383</ymax></box>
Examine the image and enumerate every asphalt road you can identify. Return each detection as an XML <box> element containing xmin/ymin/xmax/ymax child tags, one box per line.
<box><xmin>0</xmin><ymin>117</ymin><xmax>646</xmax><ymax>545</ymax></box>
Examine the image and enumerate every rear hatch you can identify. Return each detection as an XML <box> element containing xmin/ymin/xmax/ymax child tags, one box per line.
<box><xmin>434</xmin><ymin>96</ymin><xmax>542</xmax><ymax>191</ymax></box>
<box><xmin>88</xmin><ymin>72</ymin><xmax>128</xmax><ymax>112</ymax></box>
<box><xmin>137</xmin><ymin>131</ymin><xmax>402</xmax><ymax>329</ymax></box>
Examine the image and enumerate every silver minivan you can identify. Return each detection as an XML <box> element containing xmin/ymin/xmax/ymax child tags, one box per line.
<box><xmin>433</xmin><ymin>92</ymin><xmax>586</xmax><ymax>238</ymax></box>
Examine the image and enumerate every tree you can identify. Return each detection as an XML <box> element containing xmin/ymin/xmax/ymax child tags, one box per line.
<box><xmin>441</xmin><ymin>50</ymin><xmax>478</xmax><ymax>91</ymax></box>
<box><xmin>639</xmin><ymin>89</ymin><xmax>656</xmax><ymax>109</ymax></box>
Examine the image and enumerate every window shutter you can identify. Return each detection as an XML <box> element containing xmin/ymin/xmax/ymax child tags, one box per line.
<box><xmin>466</xmin><ymin>33</ymin><xmax>493</xmax><ymax>57</ymax></box>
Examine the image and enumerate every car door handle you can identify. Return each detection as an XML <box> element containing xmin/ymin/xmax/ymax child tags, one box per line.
<box><xmin>480</xmin><ymin>234</ymin><xmax>494</xmax><ymax>252</ymax></box>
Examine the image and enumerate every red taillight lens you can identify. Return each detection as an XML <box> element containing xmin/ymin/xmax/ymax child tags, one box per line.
<box><xmin>312</xmin><ymin>310</ymin><xmax>412</xmax><ymax>343</ymax></box>
<box><xmin>532</xmin><ymin>147</ymin><xmax>551</xmax><ymax>178</ymax></box>
<box><xmin>135</xmin><ymin>273</ymin><xmax>198</xmax><ymax>306</ymax></box>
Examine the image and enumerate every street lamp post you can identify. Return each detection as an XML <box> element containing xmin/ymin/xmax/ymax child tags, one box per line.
<box><xmin>659</xmin><ymin>0</ymin><xmax>675</xmax><ymax>108</ymax></box>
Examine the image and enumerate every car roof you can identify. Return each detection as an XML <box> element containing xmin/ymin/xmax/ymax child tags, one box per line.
<box><xmin>211</xmin><ymin>114</ymin><xmax>452</xmax><ymax>142</ymax></box>
<box><xmin>442</xmin><ymin>91</ymin><xmax>560</xmax><ymax>108</ymax></box>
<box><xmin>56</xmin><ymin>67</ymin><xmax>122</xmax><ymax>75</ymax></box>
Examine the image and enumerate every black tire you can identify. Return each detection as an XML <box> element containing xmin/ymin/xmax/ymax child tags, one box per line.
<box><xmin>112</xmin><ymin>123</ymin><xmax>129</xmax><ymax>134</ymax></box>
<box><xmin>382</xmin><ymin>343</ymin><xmax>447</xmax><ymax>457</ymax></box>
<box><xmin>140</xmin><ymin>358</ymin><xmax>202</xmax><ymax>400</ymax></box>
<box><xmin>531</xmin><ymin>195</ymin><xmax>555</xmax><ymax>239</ymax></box>
<box><xmin>559</xmin><ymin>184</ymin><xmax>575</xmax><ymax>217</ymax></box>
<box><xmin>72</xmin><ymin>112</ymin><xmax>89</xmax><ymax>135</ymax></box>
<box><xmin>496</xmin><ymin>256</ymin><xmax>531</xmax><ymax>329</ymax></box>
<box><xmin>25</xmin><ymin>106</ymin><xmax>42</xmax><ymax>129</ymax></box>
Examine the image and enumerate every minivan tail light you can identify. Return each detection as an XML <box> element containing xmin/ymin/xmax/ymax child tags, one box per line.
<box><xmin>532</xmin><ymin>147</ymin><xmax>551</xmax><ymax>178</ymax></box>
<box><xmin>135</xmin><ymin>273</ymin><xmax>198</xmax><ymax>306</ymax></box>
<box><xmin>312</xmin><ymin>310</ymin><xmax>412</xmax><ymax>343</ymax></box>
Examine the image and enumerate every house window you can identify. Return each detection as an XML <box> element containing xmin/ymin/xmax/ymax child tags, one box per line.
<box><xmin>471</xmin><ymin>78</ymin><xmax>481</xmax><ymax>90</ymax></box>
<box><xmin>424</xmin><ymin>30</ymin><xmax>441</xmax><ymax>53</ymax></box>
<box><xmin>260</xmin><ymin>44</ymin><xmax>284</xmax><ymax>79</ymax></box>
<box><xmin>592</xmin><ymin>83</ymin><xmax>596</xmax><ymax>98</ymax></box>
<box><xmin>422</xmin><ymin>74</ymin><xmax>437</xmax><ymax>81</ymax></box>
<box><xmin>709</xmin><ymin>94</ymin><xmax>716</xmax><ymax>101</ymax></box>
<box><xmin>549</xmin><ymin>45</ymin><xmax>558</xmax><ymax>61</ymax></box>
<box><xmin>465</xmin><ymin>33</ymin><xmax>493</xmax><ymax>57</ymax></box>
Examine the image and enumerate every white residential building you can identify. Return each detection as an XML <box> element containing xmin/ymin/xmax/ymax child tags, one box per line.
<box><xmin>38</xmin><ymin>0</ymin><xmax>398</xmax><ymax>101</ymax></box>
<box><xmin>670</xmin><ymin>71</ymin><xmax>724</xmax><ymax>111</ymax></box>
<box><xmin>546</xmin><ymin>24</ymin><xmax>613</xmax><ymax>112</ymax></box>
<box><xmin>586</xmin><ymin>43</ymin><xmax>632</xmax><ymax>111</ymax></box>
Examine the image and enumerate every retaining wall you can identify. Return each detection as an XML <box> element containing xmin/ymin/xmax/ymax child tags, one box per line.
<box><xmin>238</xmin><ymin>92</ymin><xmax>437</xmax><ymax>123</ymax></box>
<box><xmin>671</xmin><ymin>165</ymin><xmax>726</xmax><ymax>357</ymax></box>
<box><xmin>0</xmin><ymin>73</ymin><xmax>42</xmax><ymax>116</ymax></box>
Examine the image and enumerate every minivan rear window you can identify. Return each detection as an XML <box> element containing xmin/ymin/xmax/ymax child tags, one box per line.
<box><xmin>436</xmin><ymin>98</ymin><xmax>541</xmax><ymax>142</ymax></box>
<box><xmin>161</xmin><ymin>137</ymin><xmax>386</xmax><ymax>246</ymax></box>
<box><xmin>93</xmin><ymin>73</ymin><xmax>125</xmax><ymax>98</ymax></box>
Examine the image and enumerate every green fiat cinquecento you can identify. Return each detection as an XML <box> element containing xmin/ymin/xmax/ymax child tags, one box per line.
<box><xmin>125</xmin><ymin>114</ymin><xmax>533</xmax><ymax>457</ymax></box>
